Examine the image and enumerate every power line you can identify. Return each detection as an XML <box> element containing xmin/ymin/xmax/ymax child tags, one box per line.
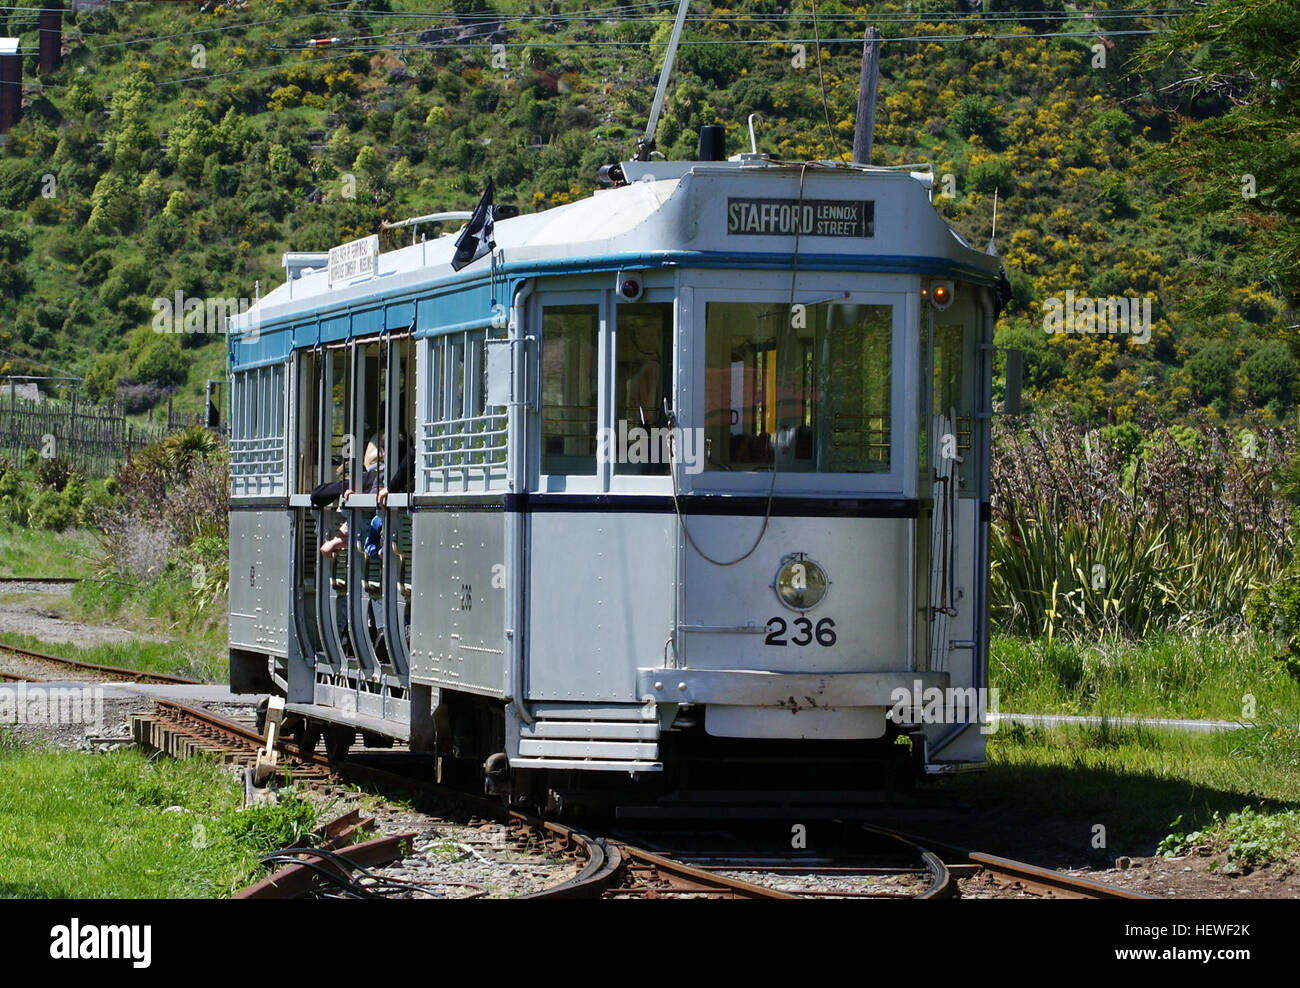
<box><xmin>309</xmin><ymin>28</ymin><xmax>1166</xmax><ymax>50</ymax></box>
<box><xmin>0</xmin><ymin>0</ymin><xmax>1183</xmax><ymax>60</ymax></box>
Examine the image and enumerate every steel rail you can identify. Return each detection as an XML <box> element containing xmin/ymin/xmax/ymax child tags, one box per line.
<box><xmin>138</xmin><ymin>700</ymin><xmax>1147</xmax><ymax>901</ymax></box>
<box><xmin>134</xmin><ymin>701</ymin><xmax>616</xmax><ymax>899</ymax></box>
<box><xmin>864</xmin><ymin>825</ymin><xmax>1156</xmax><ymax>900</ymax></box>
<box><xmin>0</xmin><ymin>642</ymin><xmax>201</xmax><ymax>685</ymax></box>
<box><xmin>607</xmin><ymin>842</ymin><xmax>801</xmax><ymax>899</ymax></box>
<box><xmin>860</xmin><ymin>825</ymin><xmax>955</xmax><ymax>899</ymax></box>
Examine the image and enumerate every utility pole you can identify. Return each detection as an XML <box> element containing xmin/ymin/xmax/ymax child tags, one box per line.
<box><xmin>39</xmin><ymin>6</ymin><xmax>63</xmax><ymax>75</ymax></box>
<box><xmin>0</xmin><ymin>37</ymin><xmax>21</xmax><ymax>134</ymax></box>
<box><xmin>851</xmin><ymin>26</ymin><xmax>881</xmax><ymax>166</ymax></box>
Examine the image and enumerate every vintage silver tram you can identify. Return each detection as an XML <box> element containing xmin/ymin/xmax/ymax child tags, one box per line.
<box><xmin>227</xmin><ymin>147</ymin><xmax>1006</xmax><ymax>811</ymax></box>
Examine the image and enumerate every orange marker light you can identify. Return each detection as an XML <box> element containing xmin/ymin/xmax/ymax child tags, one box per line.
<box><xmin>932</xmin><ymin>284</ymin><xmax>951</xmax><ymax>306</ymax></box>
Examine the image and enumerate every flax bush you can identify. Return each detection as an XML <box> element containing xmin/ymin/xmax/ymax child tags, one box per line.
<box><xmin>990</xmin><ymin>410</ymin><xmax>1292</xmax><ymax>638</ymax></box>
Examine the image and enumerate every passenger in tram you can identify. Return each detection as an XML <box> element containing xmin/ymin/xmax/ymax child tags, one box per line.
<box><xmin>376</xmin><ymin>433</ymin><xmax>413</xmax><ymax>508</ymax></box>
<box><xmin>319</xmin><ymin>430</ymin><xmax>410</xmax><ymax>574</ymax></box>
<box><xmin>320</xmin><ymin>522</ymin><xmax>349</xmax><ymax>560</ymax></box>
<box><xmin>364</xmin><ymin>403</ymin><xmax>386</xmax><ymax>471</ymax></box>
<box><xmin>313</xmin><ymin>465</ymin><xmax>352</xmax><ymax>559</ymax></box>
<box><xmin>315</xmin><ymin>429</ymin><xmax>384</xmax><ymax>560</ymax></box>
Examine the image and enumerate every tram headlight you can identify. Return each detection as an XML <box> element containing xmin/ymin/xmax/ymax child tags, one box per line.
<box><xmin>774</xmin><ymin>555</ymin><xmax>829</xmax><ymax>611</ymax></box>
<box><xmin>926</xmin><ymin>280</ymin><xmax>955</xmax><ymax>310</ymax></box>
<box><xmin>615</xmin><ymin>271</ymin><xmax>644</xmax><ymax>302</ymax></box>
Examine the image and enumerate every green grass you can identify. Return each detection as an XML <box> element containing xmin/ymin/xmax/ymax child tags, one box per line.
<box><xmin>0</xmin><ymin>741</ymin><xmax>318</xmax><ymax>897</ymax></box>
<box><xmin>72</xmin><ymin>568</ymin><xmax>226</xmax><ymax>631</ymax></box>
<box><xmin>66</xmin><ymin>571</ymin><xmax>228</xmax><ymax>682</ymax></box>
<box><xmin>0</xmin><ymin>630</ymin><xmax>225</xmax><ymax>683</ymax></box>
<box><xmin>952</xmin><ymin>721</ymin><xmax>1300</xmax><ymax>862</ymax></box>
<box><xmin>0</xmin><ymin>524</ymin><xmax>99</xmax><ymax>579</ymax></box>
<box><xmin>991</xmin><ymin>630</ymin><xmax>1300</xmax><ymax>722</ymax></box>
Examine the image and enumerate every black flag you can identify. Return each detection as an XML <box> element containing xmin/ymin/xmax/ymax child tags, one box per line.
<box><xmin>451</xmin><ymin>180</ymin><xmax>496</xmax><ymax>271</ymax></box>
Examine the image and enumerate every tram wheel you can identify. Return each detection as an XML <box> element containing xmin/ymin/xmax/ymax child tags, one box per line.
<box><xmin>323</xmin><ymin>725</ymin><xmax>354</xmax><ymax>761</ymax></box>
<box><xmin>295</xmin><ymin>720</ymin><xmax>322</xmax><ymax>756</ymax></box>
<box><xmin>254</xmin><ymin>696</ymin><xmax>269</xmax><ymax>735</ymax></box>
<box><xmin>360</xmin><ymin>730</ymin><xmax>393</xmax><ymax>749</ymax></box>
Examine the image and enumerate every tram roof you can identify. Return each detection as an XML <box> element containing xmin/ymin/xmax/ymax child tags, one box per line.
<box><xmin>231</xmin><ymin>159</ymin><xmax>1001</xmax><ymax>342</ymax></box>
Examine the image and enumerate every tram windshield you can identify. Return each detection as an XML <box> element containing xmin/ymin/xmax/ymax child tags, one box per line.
<box><xmin>703</xmin><ymin>300</ymin><xmax>892</xmax><ymax>473</ymax></box>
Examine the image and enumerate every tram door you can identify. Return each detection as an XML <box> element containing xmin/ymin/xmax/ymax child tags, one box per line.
<box><xmin>383</xmin><ymin>334</ymin><xmax>414</xmax><ymax>672</ymax></box>
<box><xmin>292</xmin><ymin>348</ymin><xmax>326</xmax><ymax>677</ymax></box>
<box><xmin>316</xmin><ymin>344</ymin><xmax>353</xmax><ymax>672</ymax></box>
<box><xmin>925</xmin><ymin>299</ymin><xmax>977</xmax><ymax>674</ymax></box>
<box><xmin>345</xmin><ymin>340</ymin><xmax>391</xmax><ymax>674</ymax></box>
<box><xmin>305</xmin><ymin>339</ymin><xmax>412</xmax><ymax>690</ymax></box>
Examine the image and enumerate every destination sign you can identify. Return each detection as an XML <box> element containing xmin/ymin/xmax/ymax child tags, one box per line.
<box><xmin>328</xmin><ymin>234</ymin><xmax>379</xmax><ymax>286</ymax></box>
<box><xmin>727</xmin><ymin>198</ymin><xmax>874</xmax><ymax>238</ymax></box>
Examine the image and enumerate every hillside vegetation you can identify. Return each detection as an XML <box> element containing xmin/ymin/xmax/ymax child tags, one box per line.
<box><xmin>0</xmin><ymin>0</ymin><xmax>1294</xmax><ymax>425</ymax></box>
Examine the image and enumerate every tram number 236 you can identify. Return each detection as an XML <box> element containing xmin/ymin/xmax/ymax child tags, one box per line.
<box><xmin>765</xmin><ymin>616</ymin><xmax>837</xmax><ymax>647</ymax></box>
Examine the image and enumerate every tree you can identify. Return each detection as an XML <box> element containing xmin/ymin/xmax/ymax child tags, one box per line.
<box><xmin>949</xmin><ymin>96</ymin><xmax>1001</xmax><ymax>145</ymax></box>
<box><xmin>102</xmin><ymin>73</ymin><xmax>157</xmax><ymax>176</ymax></box>
<box><xmin>1242</xmin><ymin>342</ymin><xmax>1296</xmax><ymax>411</ymax></box>
<box><xmin>1137</xmin><ymin>0</ymin><xmax>1300</xmax><ymax>306</ymax></box>
<box><xmin>1186</xmin><ymin>341</ymin><xmax>1236</xmax><ymax>407</ymax></box>
<box><xmin>130</xmin><ymin>334</ymin><xmax>186</xmax><ymax>390</ymax></box>
<box><xmin>86</xmin><ymin>173</ymin><xmax>139</xmax><ymax>234</ymax></box>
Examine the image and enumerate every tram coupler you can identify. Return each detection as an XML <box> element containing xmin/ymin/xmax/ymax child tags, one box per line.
<box><xmin>483</xmin><ymin>752</ymin><xmax>511</xmax><ymax>796</ymax></box>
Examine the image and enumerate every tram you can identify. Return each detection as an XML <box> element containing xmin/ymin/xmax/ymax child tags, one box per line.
<box><xmin>227</xmin><ymin>128</ymin><xmax>1011</xmax><ymax>810</ymax></box>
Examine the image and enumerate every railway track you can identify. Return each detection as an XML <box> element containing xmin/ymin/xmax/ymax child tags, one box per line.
<box><xmin>130</xmin><ymin>699</ymin><xmax>1153</xmax><ymax>900</ymax></box>
<box><xmin>0</xmin><ymin>641</ymin><xmax>201</xmax><ymax>685</ymax></box>
<box><xmin>872</xmin><ymin>828</ymin><xmax>1156</xmax><ymax>900</ymax></box>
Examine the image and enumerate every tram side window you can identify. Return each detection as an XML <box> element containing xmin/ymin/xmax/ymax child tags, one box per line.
<box><xmin>390</xmin><ymin>336</ymin><xmax>415</xmax><ymax>492</ymax></box>
<box><xmin>823</xmin><ymin>304</ymin><xmax>892</xmax><ymax>473</ymax></box>
<box><xmin>230</xmin><ymin>364</ymin><xmax>287</xmax><ymax>497</ymax></box>
<box><xmin>420</xmin><ymin>331</ymin><xmax>508</xmax><ymax>492</ymax></box>
<box><xmin>328</xmin><ymin>350</ymin><xmax>350</xmax><ymax>484</ymax></box>
<box><xmin>614</xmin><ymin>303</ymin><xmax>673</xmax><ymax>476</ymax></box>
<box><xmin>297</xmin><ymin>351</ymin><xmax>321</xmax><ymax>492</ymax></box>
<box><xmin>356</xmin><ymin>340</ymin><xmax>385</xmax><ymax>489</ymax></box>
<box><xmin>703</xmin><ymin>301</ymin><xmax>892</xmax><ymax>474</ymax></box>
<box><xmin>541</xmin><ymin>305</ymin><xmax>599</xmax><ymax>476</ymax></box>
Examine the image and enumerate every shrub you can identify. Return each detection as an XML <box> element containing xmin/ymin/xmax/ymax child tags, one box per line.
<box><xmin>35</xmin><ymin>457</ymin><xmax>74</xmax><ymax>492</ymax></box>
<box><xmin>1246</xmin><ymin>577</ymin><xmax>1300</xmax><ymax>682</ymax></box>
<box><xmin>677</xmin><ymin>34</ymin><xmax>752</xmax><ymax>89</ymax></box>
<box><xmin>1090</xmin><ymin>108</ymin><xmax>1135</xmax><ymax>147</ymax></box>
<box><xmin>968</xmin><ymin>157</ymin><xmax>1012</xmax><ymax>195</ymax></box>
<box><xmin>99</xmin><ymin>428</ymin><xmax>229</xmax><ymax>581</ymax></box>
<box><xmin>1186</xmin><ymin>341</ymin><xmax>1237</xmax><ymax>406</ymax></box>
<box><xmin>0</xmin><ymin>158</ymin><xmax>41</xmax><ymax>209</ymax></box>
<box><xmin>949</xmin><ymin>96</ymin><xmax>1000</xmax><ymax>143</ymax></box>
<box><xmin>129</xmin><ymin>335</ymin><xmax>187</xmax><ymax>390</ymax></box>
<box><xmin>28</xmin><ymin>488</ymin><xmax>77</xmax><ymax>531</ymax></box>
<box><xmin>0</xmin><ymin>228</ymin><xmax>30</xmax><ymax>263</ymax></box>
<box><xmin>1242</xmin><ymin>342</ymin><xmax>1296</xmax><ymax>411</ymax></box>
<box><xmin>992</xmin><ymin>410</ymin><xmax>1292</xmax><ymax>637</ymax></box>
